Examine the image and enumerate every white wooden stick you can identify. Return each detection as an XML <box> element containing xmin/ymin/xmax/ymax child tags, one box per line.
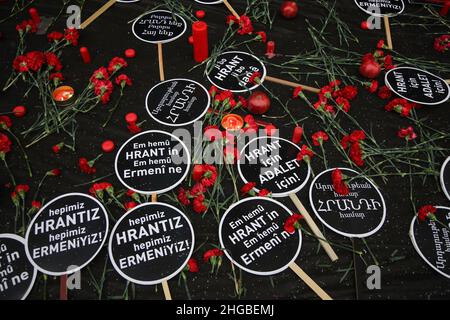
<box><xmin>265</xmin><ymin>76</ymin><xmax>320</xmax><ymax>94</ymax></box>
<box><xmin>162</xmin><ymin>280</ymin><xmax>172</xmax><ymax>300</ymax></box>
<box><xmin>384</xmin><ymin>16</ymin><xmax>393</xmax><ymax>50</ymax></box>
<box><xmin>152</xmin><ymin>193</ymin><xmax>172</xmax><ymax>300</ymax></box>
<box><xmin>289</xmin><ymin>262</ymin><xmax>332</xmax><ymax>300</ymax></box>
<box><xmin>223</xmin><ymin>0</ymin><xmax>240</xmax><ymax>19</ymax></box>
<box><xmin>289</xmin><ymin>193</ymin><xmax>338</xmax><ymax>262</ymax></box>
<box><xmin>80</xmin><ymin>0</ymin><xmax>116</xmax><ymax>30</ymax></box>
<box><xmin>157</xmin><ymin>43</ymin><xmax>165</xmax><ymax>81</ymax></box>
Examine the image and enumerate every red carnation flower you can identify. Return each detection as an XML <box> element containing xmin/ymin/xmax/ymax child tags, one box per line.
<box><xmin>25</xmin><ymin>51</ymin><xmax>45</xmax><ymax>72</ymax></box>
<box><xmin>418</xmin><ymin>205</ymin><xmax>437</xmax><ymax>222</ymax></box>
<box><xmin>255</xmin><ymin>31</ymin><xmax>267</xmax><ymax>42</ymax></box>
<box><xmin>124</xmin><ymin>201</ymin><xmax>137</xmax><ymax>211</ymax></box>
<box><xmin>52</xmin><ymin>142</ymin><xmax>64</xmax><ymax>154</ymax></box>
<box><xmin>79</xmin><ymin>157</ymin><xmax>96</xmax><ymax>174</ymax></box>
<box><xmin>296</xmin><ymin>145</ymin><xmax>314</xmax><ymax>162</ymax></box>
<box><xmin>108</xmin><ymin>57</ymin><xmax>128</xmax><ymax>73</ymax></box>
<box><xmin>193</xmin><ymin>194</ymin><xmax>207</xmax><ymax>214</ymax></box>
<box><xmin>0</xmin><ymin>116</ymin><xmax>12</xmax><ymax>129</ymax></box>
<box><xmin>237</xmin><ymin>15</ymin><xmax>254</xmax><ymax>35</ymax></box>
<box><xmin>0</xmin><ymin>133</ymin><xmax>12</xmax><ymax>156</ymax></box>
<box><xmin>385</xmin><ymin>98</ymin><xmax>416</xmax><ymax>117</ymax></box>
<box><xmin>203</xmin><ymin>248</ymin><xmax>223</xmax><ymax>263</ymax></box>
<box><xmin>177</xmin><ymin>187</ymin><xmax>191</xmax><ymax>206</ymax></box>
<box><xmin>249</xmin><ymin>71</ymin><xmax>261</xmax><ymax>85</ymax></box>
<box><xmin>284</xmin><ymin>214</ymin><xmax>304</xmax><ymax>234</ymax></box>
<box><xmin>398</xmin><ymin>126</ymin><xmax>417</xmax><ymax>141</ymax></box>
<box><xmin>47</xmin><ymin>31</ymin><xmax>64</xmax><ymax>42</ymax></box>
<box><xmin>13</xmin><ymin>55</ymin><xmax>29</xmax><ymax>73</ymax></box>
<box><xmin>45</xmin><ymin>52</ymin><xmax>62</xmax><ymax>71</ymax></box>
<box><xmin>258</xmin><ymin>189</ymin><xmax>271</xmax><ymax>197</ymax></box>
<box><xmin>293</xmin><ymin>86</ymin><xmax>304</xmax><ymax>99</ymax></box>
<box><xmin>47</xmin><ymin>168</ymin><xmax>61</xmax><ymax>176</ymax></box>
<box><xmin>377</xmin><ymin>86</ymin><xmax>392</xmax><ymax>100</ymax></box>
<box><xmin>312</xmin><ymin>131</ymin><xmax>329</xmax><ymax>146</ymax></box>
<box><xmin>115</xmin><ymin>74</ymin><xmax>132</xmax><ymax>88</ymax></box>
<box><xmin>186</xmin><ymin>258</ymin><xmax>199</xmax><ymax>273</ymax></box>
<box><xmin>331</xmin><ymin>168</ymin><xmax>350</xmax><ymax>195</ymax></box>
<box><xmin>31</xmin><ymin>200</ymin><xmax>42</xmax><ymax>210</ymax></box>
<box><xmin>241</xmin><ymin>182</ymin><xmax>256</xmax><ymax>195</ymax></box>
<box><xmin>434</xmin><ymin>35</ymin><xmax>450</xmax><ymax>53</ymax></box>
<box><xmin>64</xmin><ymin>28</ymin><xmax>79</xmax><ymax>46</ymax></box>
<box><xmin>127</xmin><ymin>122</ymin><xmax>142</xmax><ymax>134</ymax></box>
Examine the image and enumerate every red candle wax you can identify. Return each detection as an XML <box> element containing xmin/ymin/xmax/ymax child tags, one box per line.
<box><xmin>29</xmin><ymin>8</ymin><xmax>41</xmax><ymax>24</ymax></box>
<box><xmin>80</xmin><ymin>47</ymin><xmax>91</xmax><ymax>64</ymax></box>
<box><xmin>192</xmin><ymin>21</ymin><xmax>209</xmax><ymax>63</ymax></box>
<box><xmin>265</xmin><ymin>41</ymin><xmax>275</xmax><ymax>59</ymax></box>
<box><xmin>221</xmin><ymin>114</ymin><xmax>244</xmax><ymax>131</ymax></box>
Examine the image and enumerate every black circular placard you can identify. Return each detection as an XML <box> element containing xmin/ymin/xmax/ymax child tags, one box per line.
<box><xmin>145</xmin><ymin>79</ymin><xmax>210</xmax><ymax>127</ymax></box>
<box><xmin>109</xmin><ymin>202</ymin><xmax>194</xmax><ymax>285</ymax></box>
<box><xmin>309</xmin><ymin>168</ymin><xmax>386</xmax><ymax>238</ymax></box>
<box><xmin>0</xmin><ymin>234</ymin><xmax>36</xmax><ymax>300</ymax></box>
<box><xmin>117</xmin><ymin>0</ymin><xmax>139</xmax><ymax>3</ymax></box>
<box><xmin>195</xmin><ymin>0</ymin><xmax>223</xmax><ymax>4</ymax></box>
<box><xmin>132</xmin><ymin>10</ymin><xmax>187</xmax><ymax>44</ymax></box>
<box><xmin>206</xmin><ymin>51</ymin><xmax>266</xmax><ymax>92</ymax></box>
<box><xmin>410</xmin><ymin>206</ymin><xmax>450</xmax><ymax>279</ymax></box>
<box><xmin>114</xmin><ymin>130</ymin><xmax>190</xmax><ymax>194</ymax></box>
<box><xmin>219</xmin><ymin>197</ymin><xmax>301</xmax><ymax>276</ymax></box>
<box><xmin>385</xmin><ymin>67</ymin><xmax>450</xmax><ymax>106</ymax></box>
<box><xmin>354</xmin><ymin>0</ymin><xmax>405</xmax><ymax>17</ymax></box>
<box><xmin>25</xmin><ymin>193</ymin><xmax>109</xmax><ymax>276</ymax></box>
<box><xmin>237</xmin><ymin>136</ymin><xmax>310</xmax><ymax>197</ymax></box>
<box><xmin>441</xmin><ymin>157</ymin><xmax>450</xmax><ymax>202</ymax></box>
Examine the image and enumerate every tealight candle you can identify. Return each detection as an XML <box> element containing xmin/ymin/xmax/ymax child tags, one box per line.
<box><xmin>221</xmin><ymin>114</ymin><xmax>244</xmax><ymax>131</ymax></box>
<box><xmin>52</xmin><ymin>86</ymin><xmax>75</xmax><ymax>107</ymax></box>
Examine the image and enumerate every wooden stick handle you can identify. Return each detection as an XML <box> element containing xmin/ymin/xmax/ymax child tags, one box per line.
<box><xmin>151</xmin><ymin>193</ymin><xmax>172</xmax><ymax>300</ymax></box>
<box><xmin>289</xmin><ymin>263</ymin><xmax>332</xmax><ymax>300</ymax></box>
<box><xmin>383</xmin><ymin>16</ymin><xmax>393</xmax><ymax>50</ymax></box>
<box><xmin>80</xmin><ymin>0</ymin><xmax>116</xmax><ymax>30</ymax></box>
<box><xmin>223</xmin><ymin>0</ymin><xmax>240</xmax><ymax>19</ymax></box>
<box><xmin>60</xmin><ymin>275</ymin><xmax>68</xmax><ymax>300</ymax></box>
<box><xmin>289</xmin><ymin>193</ymin><xmax>338</xmax><ymax>262</ymax></box>
<box><xmin>162</xmin><ymin>280</ymin><xmax>172</xmax><ymax>300</ymax></box>
<box><xmin>157</xmin><ymin>43</ymin><xmax>165</xmax><ymax>81</ymax></box>
<box><xmin>265</xmin><ymin>76</ymin><xmax>320</xmax><ymax>94</ymax></box>
<box><xmin>445</xmin><ymin>79</ymin><xmax>450</xmax><ymax>84</ymax></box>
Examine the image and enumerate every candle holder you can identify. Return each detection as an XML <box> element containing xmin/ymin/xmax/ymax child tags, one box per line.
<box><xmin>52</xmin><ymin>86</ymin><xmax>75</xmax><ymax>107</ymax></box>
<box><xmin>221</xmin><ymin>114</ymin><xmax>244</xmax><ymax>131</ymax></box>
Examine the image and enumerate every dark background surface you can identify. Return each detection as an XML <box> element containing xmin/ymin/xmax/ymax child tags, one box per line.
<box><xmin>0</xmin><ymin>0</ymin><xmax>449</xmax><ymax>300</ymax></box>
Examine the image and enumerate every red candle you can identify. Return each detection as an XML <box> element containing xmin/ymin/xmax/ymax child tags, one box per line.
<box><xmin>125</xmin><ymin>48</ymin><xmax>136</xmax><ymax>58</ymax></box>
<box><xmin>29</xmin><ymin>8</ymin><xmax>41</xmax><ymax>25</ymax></box>
<box><xmin>221</xmin><ymin>114</ymin><xmax>244</xmax><ymax>131</ymax></box>
<box><xmin>125</xmin><ymin>112</ymin><xmax>138</xmax><ymax>124</ymax></box>
<box><xmin>440</xmin><ymin>1</ymin><xmax>450</xmax><ymax>16</ymax></box>
<box><xmin>192</xmin><ymin>21</ymin><xmax>209</xmax><ymax>63</ymax></box>
<box><xmin>80</xmin><ymin>47</ymin><xmax>91</xmax><ymax>64</ymax></box>
<box><xmin>102</xmin><ymin>140</ymin><xmax>115</xmax><ymax>153</ymax></box>
<box><xmin>265</xmin><ymin>41</ymin><xmax>275</xmax><ymax>59</ymax></box>
<box><xmin>292</xmin><ymin>126</ymin><xmax>303</xmax><ymax>144</ymax></box>
<box><xmin>195</xmin><ymin>10</ymin><xmax>206</xmax><ymax>19</ymax></box>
